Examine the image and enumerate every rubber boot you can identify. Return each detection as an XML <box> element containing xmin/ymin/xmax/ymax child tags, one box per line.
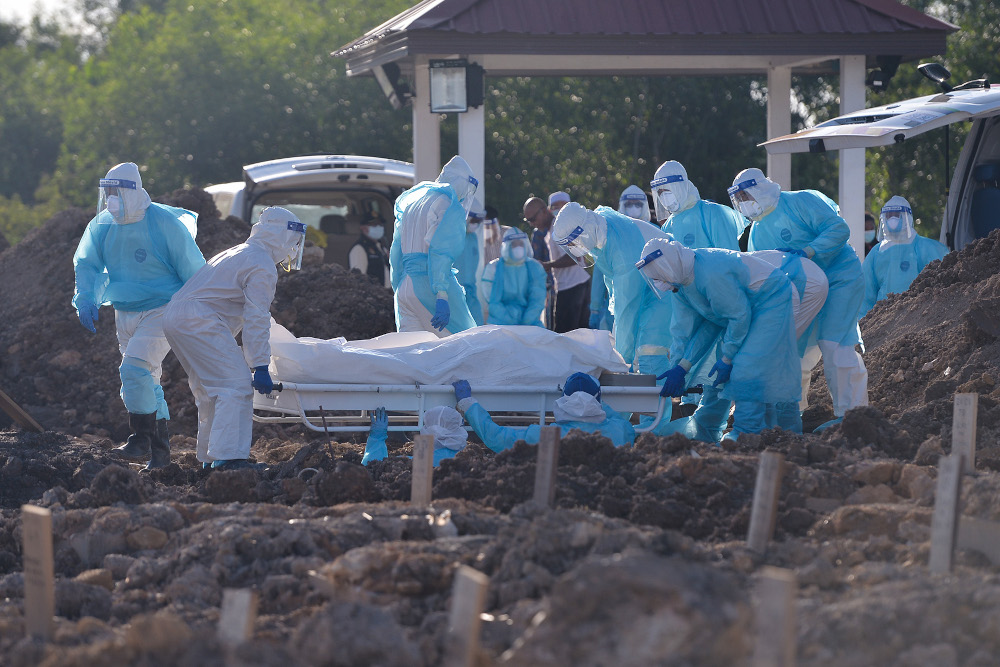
<box><xmin>115</xmin><ymin>412</ymin><xmax>156</xmax><ymax>459</ymax></box>
<box><xmin>143</xmin><ymin>419</ymin><xmax>171</xmax><ymax>471</ymax></box>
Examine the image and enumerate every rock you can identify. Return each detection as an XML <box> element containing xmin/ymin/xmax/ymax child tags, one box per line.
<box><xmin>293</xmin><ymin>601</ymin><xmax>422</xmax><ymax>667</ymax></box>
<box><xmin>102</xmin><ymin>554</ymin><xmax>136</xmax><ymax>580</ymax></box>
<box><xmin>126</xmin><ymin>526</ymin><xmax>168</xmax><ymax>551</ymax></box>
<box><xmin>897</xmin><ymin>464</ymin><xmax>936</xmax><ymax>504</ymax></box>
<box><xmin>122</xmin><ymin>612</ymin><xmax>193</xmax><ymax>659</ymax></box>
<box><xmin>845</xmin><ymin>484</ymin><xmax>899</xmax><ymax>505</ymax></box>
<box><xmin>74</xmin><ymin>568</ymin><xmax>114</xmax><ymax>591</ymax></box>
<box><xmin>846</xmin><ymin>460</ymin><xmax>899</xmax><ymax>486</ymax></box>
<box><xmin>824</xmin><ymin>505</ymin><xmax>931</xmax><ymax>540</ymax></box>
<box><xmin>55</xmin><ymin>580</ymin><xmax>112</xmax><ymax>620</ymax></box>
<box><xmin>49</xmin><ymin>349</ymin><xmax>82</xmax><ymax>369</ymax></box>
<box><xmin>164</xmin><ymin>565</ymin><xmax>220</xmax><ymax>606</ymax></box>
<box><xmin>914</xmin><ymin>435</ymin><xmax>945</xmax><ymax>466</ymax></box>
<box><xmin>798</xmin><ymin>556</ymin><xmax>838</xmax><ymax>589</ymax></box>
<box><xmin>90</xmin><ymin>464</ymin><xmax>148</xmax><ymax>506</ymax></box>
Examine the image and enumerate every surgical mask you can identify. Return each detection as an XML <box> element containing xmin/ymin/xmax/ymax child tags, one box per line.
<box><xmin>106</xmin><ymin>196</ymin><xmax>122</xmax><ymax>217</ymax></box>
<box><xmin>737</xmin><ymin>200</ymin><xmax>763</xmax><ymax>220</ymax></box>
<box><xmin>511</xmin><ymin>246</ymin><xmax>526</xmax><ymax>260</ymax></box>
<box><xmin>467</xmin><ymin>222</ymin><xmax>481</xmax><ymax>234</ymax></box>
<box><xmin>366</xmin><ymin>225</ymin><xmax>384</xmax><ymax>241</ymax></box>
<box><xmin>624</xmin><ymin>203</ymin><xmax>644</xmax><ymax>217</ymax></box>
<box><xmin>864</xmin><ymin>229</ymin><xmax>876</xmax><ymax>243</ymax></box>
<box><xmin>657</xmin><ymin>190</ymin><xmax>680</xmax><ymax>214</ymax></box>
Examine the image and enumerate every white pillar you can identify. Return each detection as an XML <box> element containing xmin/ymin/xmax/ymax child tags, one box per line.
<box><xmin>839</xmin><ymin>55</ymin><xmax>867</xmax><ymax>260</ymax></box>
<box><xmin>458</xmin><ymin>103</ymin><xmax>486</xmax><ymax>201</ymax></box>
<box><xmin>412</xmin><ymin>55</ymin><xmax>441</xmax><ymax>182</ymax></box>
<box><xmin>766</xmin><ymin>65</ymin><xmax>792</xmax><ymax>190</ymax></box>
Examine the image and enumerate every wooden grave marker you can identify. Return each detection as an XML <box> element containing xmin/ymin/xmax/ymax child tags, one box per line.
<box><xmin>0</xmin><ymin>386</ymin><xmax>43</xmax><ymax>433</ymax></box>
<box><xmin>929</xmin><ymin>454</ymin><xmax>963</xmax><ymax>573</ymax></box>
<box><xmin>951</xmin><ymin>392</ymin><xmax>978</xmax><ymax>474</ymax></box>
<box><xmin>21</xmin><ymin>504</ymin><xmax>55</xmax><ymax>639</ymax></box>
<box><xmin>752</xmin><ymin>566</ymin><xmax>797</xmax><ymax>667</ymax></box>
<box><xmin>532</xmin><ymin>426</ymin><xmax>561</xmax><ymax>508</ymax></box>
<box><xmin>747</xmin><ymin>451</ymin><xmax>785</xmax><ymax>554</ymax></box>
<box><xmin>442</xmin><ymin>565</ymin><xmax>490</xmax><ymax>667</ymax></box>
<box><xmin>218</xmin><ymin>588</ymin><xmax>258</xmax><ymax>644</ymax></box>
<box><xmin>411</xmin><ymin>434</ymin><xmax>434</xmax><ymax>507</ymax></box>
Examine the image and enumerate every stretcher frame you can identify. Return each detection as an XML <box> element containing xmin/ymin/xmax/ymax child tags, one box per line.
<box><xmin>252</xmin><ymin>381</ymin><xmax>668</xmax><ymax>433</ymax></box>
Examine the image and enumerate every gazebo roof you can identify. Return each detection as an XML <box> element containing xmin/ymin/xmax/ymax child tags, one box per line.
<box><xmin>334</xmin><ymin>0</ymin><xmax>957</xmax><ymax>76</ymax></box>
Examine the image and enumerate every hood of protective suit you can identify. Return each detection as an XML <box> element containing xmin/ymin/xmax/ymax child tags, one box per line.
<box><xmin>618</xmin><ymin>184</ymin><xmax>651</xmax><ymax>222</ymax></box>
<box><xmin>437</xmin><ymin>155</ymin><xmax>479</xmax><ymax>209</ymax></box>
<box><xmin>422</xmin><ymin>405</ymin><xmax>468</xmax><ymax>451</ymax></box>
<box><xmin>249</xmin><ymin>206</ymin><xmax>305</xmax><ymax>265</ymax></box>
<box><xmin>651</xmin><ymin>161</ymin><xmax>700</xmax><ymax>219</ymax></box>
<box><xmin>552</xmin><ymin>202</ymin><xmax>608</xmax><ymax>252</ymax></box>
<box><xmin>731</xmin><ymin>168</ymin><xmax>780</xmax><ymax>219</ymax></box>
<box><xmin>500</xmin><ymin>228</ymin><xmax>532</xmax><ymax>264</ymax></box>
<box><xmin>639</xmin><ymin>237</ymin><xmax>696</xmax><ymax>286</ymax></box>
<box><xmin>880</xmin><ymin>194</ymin><xmax>916</xmax><ymax>244</ymax></box>
<box><xmin>105</xmin><ymin>162</ymin><xmax>152</xmax><ymax>224</ymax></box>
<box><xmin>553</xmin><ymin>392</ymin><xmax>606</xmax><ymax>423</ymax></box>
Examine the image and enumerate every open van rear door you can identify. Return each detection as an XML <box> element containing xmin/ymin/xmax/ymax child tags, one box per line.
<box><xmin>761</xmin><ymin>89</ymin><xmax>1000</xmax><ymax>154</ymax></box>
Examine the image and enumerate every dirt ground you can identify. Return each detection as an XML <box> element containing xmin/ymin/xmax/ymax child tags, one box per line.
<box><xmin>1</xmin><ymin>197</ymin><xmax>1000</xmax><ymax>665</ymax></box>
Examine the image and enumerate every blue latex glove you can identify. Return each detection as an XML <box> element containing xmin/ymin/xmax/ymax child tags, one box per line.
<box><xmin>708</xmin><ymin>360</ymin><xmax>733</xmax><ymax>387</ymax></box>
<box><xmin>777</xmin><ymin>247</ymin><xmax>808</xmax><ymax>258</ymax></box>
<box><xmin>77</xmin><ymin>301</ymin><xmax>99</xmax><ymax>333</ymax></box>
<box><xmin>252</xmin><ymin>365</ymin><xmax>274</xmax><ymax>394</ymax></box>
<box><xmin>370</xmin><ymin>407</ymin><xmax>388</xmax><ymax>438</ymax></box>
<box><xmin>453</xmin><ymin>380</ymin><xmax>472</xmax><ymax>401</ymax></box>
<box><xmin>657</xmin><ymin>365</ymin><xmax>687</xmax><ymax>397</ymax></box>
<box><xmin>588</xmin><ymin>310</ymin><xmax>602</xmax><ymax>329</ymax></box>
<box><xmin>431</xmin><ymin>298</ymin><xmax>450</xmax><ymax>331</ymax></box>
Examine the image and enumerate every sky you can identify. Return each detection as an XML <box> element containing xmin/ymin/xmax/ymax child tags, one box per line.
<box><xmin>0</xmin><ymin>0</ymin><xmax>75</xmax><ymax>26</ymax></box>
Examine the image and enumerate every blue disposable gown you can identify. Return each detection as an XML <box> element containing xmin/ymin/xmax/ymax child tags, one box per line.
<box><xmin>861</xmin><ymin>235</ymin><xmax>948</xmax><ymax>317</ymax></box>
<box><xmin>661</xmin><ymin>199</ymin><xmax>746</xmax><ymax>251</ymax></box>
<box><xmin>589</xmin><ymin>266</ymin><xmax>613</xmax><ymax>330</ymax></box>
<box><xmin>484</xmin><ymin>258</ymin><xmax>547</xmax><ymax>326</ymax></box>
<box><xmin>454</xmin><ymin>231</ymin><xmax>483</xmax><ymax>325</ymax></box>
<box><xmin>748</xmin><ymin>190</ymin><xmax>864</xmax><ymax>347</ymax></box>
<box><xmin>671</xmin><ymin>249</ymin><xmax>800</xmax><ymax>404</ymax></box>
<box><xmin>591</xmin><ymin>206</ymin><xmax>672</xmax><ymax>377</ymax></box>
<box><xmin>389</xmin><ymin>182</ymin><xmax>477</xmax><ymax>334</ymax></box>
<box><xmin>73</xmin><ymin>203</ymin><xmax>206</xmax><ymax>312</ymax></box>
<box><xmin>464</xmin><ymin>401</ymin><xmax>636</xmax><ymax>452</ymax></box>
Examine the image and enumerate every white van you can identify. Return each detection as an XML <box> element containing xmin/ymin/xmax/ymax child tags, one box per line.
<box><xmin>762</xmin><ymin>66</ymin><xmax>1000</xmax><ymax>251</ymax></box>
<box><xmin>205</xmin><ymin>154</ymin><xmax>415</xmax><ymax>268</ymax></box>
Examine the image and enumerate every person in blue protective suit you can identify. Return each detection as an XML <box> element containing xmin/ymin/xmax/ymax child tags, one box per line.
<box><xmin>730</xmin><ymin>168</ymin><xmax>868</xmax><ymax>431</ymax></box>
<box><xmin>586</xmin><ymin>185</ymin><xmax>649</xmax><ymax>330</ymax></box>
<box><xmin>650</xmin><ymin>160</ymin><xmax>748</xmax><ymax>426</ymax></box>
<box><xmin>73</xmin><ymin>162</ymin><xmax>206</xmax><ymax>470</ymax></box>
<box><xmin>455</xmin><ymin>196</ymin><xmax>485</xmax><ymax>325</ymax></box>
<box><xmin>452</xmin><ymin>372</ymin><xmax>636</xmax><ymax>452</ymax></box>
<box><xmin>163</xmin><ymin>206</ymin><xmax>307</xmax><ymax>471</ymax></box>
<box><xmin>636</xmin><ymin>238</ymin><xmax>801</xmax><ymax>441</ymax></box>
<box><xmin>389</xmin><ymin>155</ymin><xmax>480</xmax><ymax>336</ymax></box>
<box><xmin>479</xmin><ymin>228</ymin><xmax>547</xmax><ymax>326</ymax></box>
<box><xmin>651</xmin><ymin>160</ymin><xmax>746</xmax><ymax>251</ymax></box>
<box><xmin>861</xmin><ymin>195</ymin><xmax>948</xmax><ymax>318</ymax></box>
<box><xmin>362</xmin><ymin>406</ymin><xmax>468</xmax><ymax>466</ymax></box>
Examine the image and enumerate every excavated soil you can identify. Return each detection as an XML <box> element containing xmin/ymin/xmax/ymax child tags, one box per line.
<box><xmin>1</xmin><ymin>204</ymin><xmax>1000</xmax><ymax>665</ymax></box>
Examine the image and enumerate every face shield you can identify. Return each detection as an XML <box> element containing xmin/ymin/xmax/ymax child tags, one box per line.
<box><xmin>879</xmin><ymin>204</ymin><xmax>915</xmax><ymax>243</ymax></box>
<box><xmin>98</xmin><ymin>177</ymin><xmax>139</xmax><ymax>223</ymax></box>
<box><xmin>728</xmin><ymin>179</ymin><xmax>764</xmax><ymax>221</ymax></box>
<box><xmin>650</xmin><ymin>175</ymin><xmax>685</xmax><ymax>220</ymax></box>
<box><xmin>635</xmin><ymin>248</ymin><xmax>678</xmax><ymax>299</ymax></box>
<box><xmin>500</xmin><ymin>230</ymin><xmax>532</xmax><ymax>264</ymax></box>
<box><xmin>280</xmin><ymin>220</ymin><xmax>308</xmax><ymax>272</ymax></box>
<box><xmin>619</xmin><ymin>187</ymin><xmax>650</xmax><ymax>222</ymax></box>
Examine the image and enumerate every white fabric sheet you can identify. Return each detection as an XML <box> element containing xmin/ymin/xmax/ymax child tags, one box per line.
<box><xmin>268</xmin><ymin>322</ymin><xmax>629</xmax><ymax>387</ymax></box>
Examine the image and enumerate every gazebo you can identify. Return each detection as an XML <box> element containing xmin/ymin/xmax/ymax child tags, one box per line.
<box><xmin>333</xmin><ymin>0</ymin><xmax>955</xmax><ymax>253</ymax></box>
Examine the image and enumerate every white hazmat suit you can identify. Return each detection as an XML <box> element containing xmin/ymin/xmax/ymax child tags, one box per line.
<box><xmin>163</xmin><ymin>207</ymin><xmax>305</xmax><ymax>466</ymax></box>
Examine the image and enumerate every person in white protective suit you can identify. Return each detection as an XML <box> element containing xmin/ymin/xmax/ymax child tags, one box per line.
<box><xmin>479</xmin><ymin>228</ymin><xmax>548</xmax><ymax>326</ymax></box>
<box><xmin>72</xmin><ymin>161</ymin><xmax>206</xmax><ymax>471</ymax></box>
<box><xmin>860</xmin><ymin>195</ymin><xmax>948</xmax><ymax>318</ymax></box>
<box><xmin>619</xmin><ymin>184</ymin><xmax>651</xmax><ymax>222</ymax></box>
<box><xmin>389</xmin><ymin>155</ymin><xmax>480</xmax><ymax>336</ymax></box>
<box><xmin>730</xmin><ymin>168</ymin><xmax>868</xmax><ymax>431</ymax></box>
<box><xmin>361</xmin><ymin>405</ymin><xmax>469</xmax><ymax>466</ymax></box>
<box><xmin>162</xmin><ymin>206</ymin><xmax>307</xmax><ymax>471</ymax></box>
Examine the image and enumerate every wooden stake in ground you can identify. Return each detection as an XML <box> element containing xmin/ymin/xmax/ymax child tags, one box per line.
<box><xmin>747</xmin><ymin>451</ymin><xmax>785</xmax><ymax>554</ymax></box>
<box><xmin>411</xmin><ymin>434</ymin><xmax>434</xmax><ymax>507</ymax></box>
<box><xmin>442</xmin><ymin>565</ymin><xmax>489</xmax><ymax>667</ymax></box>
<box><xmin>21</xmin><ymin>504</ymin><xmax>55</xmax><ymax>639</ymax></box>
<box><xmin>752</xmin><ymin>566</ymin><xmax>797</xmax><ymax>667</ymax></box>
<box><xmin>951</xmin><ymin>392</ymin><xmax>978</xmax><ymax>474</ymax></box>
<box><xmin>532</xmin><ymin>426</ymin><xmax>561</xmax><ymax>508</ymax></box>
<box><xmin>218</xmin><ymin>588</ymin><xmax>258</xmax><ymax>645</ymax></box>
<box><xmin>0</xmin><ymin>386</ymin><xmax>43</xmax><ymax>432</ymax></box>
<box><xmin>929</xmin><ymin>454</ymin><xmax>963</xmax><ymax>573</ymax></box>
